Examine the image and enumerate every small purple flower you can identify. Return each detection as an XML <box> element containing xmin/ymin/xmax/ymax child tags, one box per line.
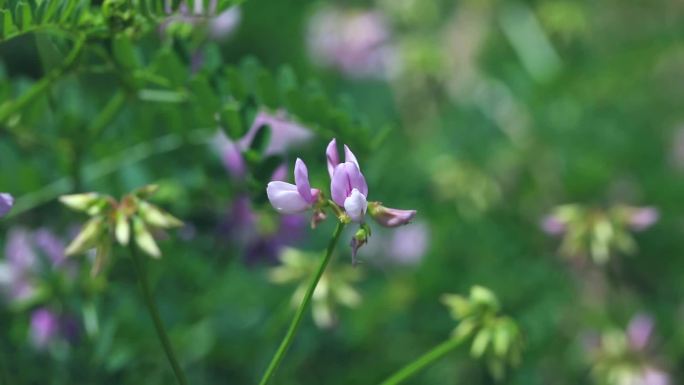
<box><xmin>30</xmin><ymin>308</ymin><xmax>60</xmax><ymax>349</ymax></box>
<box><xmin>628</xmin><ymin>313</ymin><xmax>654</xmax><ymax>351</ymax></box>
<box><xmin>0</xmin><ymin>193</ymin><xmax>13</xmax><ymax>217</ymax></box>
<box><xmin>267</xmin><ymin>159</ymin><xmax>320</xmax><ymax>214</ymax></box>
<box><xmin>327</xmin><ymin>139</ymin><xmax>369</xmax><ymax>222</ymax></box>
<box><xmin>628</xmin><ymin>207</ymin><xmax>659</xmax><ymax>232</ymax></box>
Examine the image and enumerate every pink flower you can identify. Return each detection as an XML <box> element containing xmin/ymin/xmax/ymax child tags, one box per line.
<box><xmin>267</xmin><ymin>159</ymin><xmax>320</xmax><ymax>214</ymax></box>
<box><xmin>327</xmin><ymin>139</ymin><xmax>369</xmax><ymax>222</ymax></box>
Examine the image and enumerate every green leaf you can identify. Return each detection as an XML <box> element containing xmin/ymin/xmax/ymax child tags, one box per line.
<box><xmin>248</xmin><ymin>123</ymin><xmax>271</xmax><ymax>156</ymax></box>
<box><xmin>1</xmin><ymin>9</ymin><xmax>17</xmax><ymax>37</ymax></box>
<box><xmin>471</xmin><ymin>328</ymin><xmax>492</xmax><ymax>358</ymax></box>
<box><xmin>256</xmin><ymin>69</ymin><xmax>278</xmax><ymax>108</ymax></box>
<box><xmin>42</xmin><ymin>0</ymin><xmax>60</xmax><ymax>21</ymax></box>
<box><xmin>224</xmin><ymin>66</ymin><xmax>246</xmax><ymax>100</ymax></box>
<box><xmin>254</xmin><ymin>155</ymin><xmax>283</xmax><ymax>183</ymax></box>
<box><xmin>15</xmin><ymin>1</ymin><xmax>32</xmax><ymax>30</ymax></box>
<box><xmin>112</xmin><ymin>34</ymin><xmax>140</xmax><ymax>69</ymax></box>
<box><xmin>218</xmin><ymin>102</ymin><xmax>244</xmax><ymax>139</ymax></box>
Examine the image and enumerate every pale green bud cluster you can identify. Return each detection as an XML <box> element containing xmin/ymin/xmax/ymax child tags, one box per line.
<box><xmin>441</xmin><ymin>286</ymin><xmax>523</xmax><ymax>380</ymax></box>
<box><xmin>60</xmin><ymin>184</ymin><xmax>183</xmax><ymax>275</ymax></box>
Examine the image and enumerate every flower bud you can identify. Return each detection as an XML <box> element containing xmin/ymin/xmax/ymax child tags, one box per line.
<box><xmin>133</xmin><ymin>217</ymin><xmax>161</xmax><ymax>258</ymax></box>
<box><xmin>65</xmin><ymin>217</ymin><xmax>106</xmax><ymax>256</ymax></box>
<box><xmin>115</xmin><ymin>210</ymin><xmax>130</xmax><ymax>245</ymax></box>
<box><xmin>350</xmin><ymin>224</ymin><xmax>371</xmax><ymax>265</ymax></box>
<box><xmin>368</xmin><ymin>202</ymin><xmax>416</xmax><ymax>227</ymax></box>
<box><xmin>59</xmin><ymin>193</ymin><xmax>103</xmax><ymax>214</ymax></box>
<box><xmin>138</xmin><ymin>201</ymin><xmax>183</xmax><ymax>229</ymax></box>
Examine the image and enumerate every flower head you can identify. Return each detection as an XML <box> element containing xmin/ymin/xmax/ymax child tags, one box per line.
<box><xmin>60</xmin><ymin>185</ymin><xmax>183</xmax><ymax>274</ymax></box>
<box><xmin>266</xmin><ymin>138</ymin><xmax>417</xmax><ymax>262</ymax></box>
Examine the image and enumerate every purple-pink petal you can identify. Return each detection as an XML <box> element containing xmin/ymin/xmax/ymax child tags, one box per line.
<box><xmin>326</xmin><ymin>138</ymin><xmax>340</xmax><ymax>177</ymax></box>
<box><xmin>266</xmin><ymin>182</ymin><xmax>311</xmax><ymax>214</ymax></box>
<box><xmin>343</xmin><ymin>144</ymin><xmax>359</xmax><ymax>167</ymax></box>
<box><xmin>371</xmin><ymin>206</ymin><xmax>416</xmax><ymax>227</ymax></box>
<box><xmin>330</xmin><ymin>162</ymin><xmax>368</xmax><ymax>206</ymax></box>
<box><xmin>294</xmin><ymin>158</ymin><xmax>314</xmax><ymax>203</ymax></box>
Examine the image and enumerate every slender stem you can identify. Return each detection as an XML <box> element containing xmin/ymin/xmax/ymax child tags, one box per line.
<box><xmin>129</xmin><ymin>243</ymin><xmax>188</xmax><ymax>385</ymax></box>
<box><xmin>378</xmin><ymin>337</ymin><xmax>465</xmax><ymax>385</ymax></box>
<box><xmin>0</xmin><ymin>34</ymin><xmax>86</xmax><ymax>123</ymax></box>
<box><xmin>258</xmin><ymin>222</ymin><xmax>346</xmax><ymax>385</ymax></box>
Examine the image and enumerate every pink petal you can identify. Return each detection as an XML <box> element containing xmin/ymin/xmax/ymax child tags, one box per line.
<box><xmin>344</xmin><ymin>189</ymin><xmax>367</xmax><ymax>222</ymax></box>
<box><xmin>266</xmin><ymin>182</ymin><xmax>310</xmax><ymax>214</ymax></box>
<box><xmin>326</xmin><ymin>138</ymin><xmax>340</xmax><ymax>177</ymax></box>
<box><xmin>294</xmin><ymin>158</ymin><xmax>314</xmax><ymax>203</ymax></box>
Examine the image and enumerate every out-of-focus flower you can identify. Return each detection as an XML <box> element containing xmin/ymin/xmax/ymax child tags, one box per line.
<box><xmin>430</xmin><ymin>157</ymin><xmax>502</xmax><ymax>218</ymax></box>
<box><xmin>269</xmin><ymin>248</ymin><xmax>362</xmax><ymax>328</ymax></box>
<box><xmin>213</xmin><ymin>110</ymin><xmax>314</xmax><ymax>180</ymax></box>
<box><xmin>541</xmin><ymin>204</ymin><xmax>659</xmax><ymax>264</ymax></box>
<box><xmin>628</xmin><ymin>314</ymin><xmax>654</xmax><ymax>351</ymax></box>
<box><xmin>0</xmin><ymin>228</ymin><xmax>74</xmax><ymax>304</ymax></box>
<box><xmin>441</xmin><ymin>286</ymin><xmax>524</xmax><ymax>380</ymax></box>
<box><xmin>588</xmin><ymin>314</ymin><xmax>669</xmax><ymax>385</ymax></box>
<box><xmin>161</xmin><ymin>1</ymin><xmax>241</xmax><ymax>41</ymax></box>
<box><xmin>220</xmin><ymin>195</ymin><xmax>307</xmax><ymax>265</ymax></box>
<box><xmin>60</xmin><ymin>185</ymin><xmax>183</xmax><ymax>274</ymax></box>
<box><xmin>361</xmin><ymin>221</ymin><xmax>430</xmax><ymax>266</ymax></box>
<box><xmin>30</xmin><ymin>307</ymin><xmax>60</xmax><ymax>349</ymax></box>
<box><xmin>0</xmin><ymin>193</ymin><xmax>13</xmax><ymax>217</ymax></box>
<box><xmin>29</xmin><ymin>307</ymin><xmax>80</xmax><ymax>351</ymax></box>
<box><xmin>307</xmin><ymin>7</ymin><xmax>397</xmax><ymax>78</ymax></box>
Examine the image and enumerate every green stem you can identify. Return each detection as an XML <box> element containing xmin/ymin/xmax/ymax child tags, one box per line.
<box><xmin>129</xmin><ymin>243</ymin><xmax>188</xmax><ymax>385</ymax></box>
<box><xmin>378</xmin><ymin>337</ymin><xmax>465</xmax><ymax>385</ymax></box>
<box><xmin>0</xmin><ymin>34</ymin><xmax>86</xmax><ymax>123</ymax></box>
<box><xmin>258</xmin><ymin>222</ymin><xmax>346</xmax><ymax>385</ymax></box>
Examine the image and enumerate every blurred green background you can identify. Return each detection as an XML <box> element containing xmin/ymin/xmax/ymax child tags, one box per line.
<box><xmin>1</xmin><ymin>0</ymin><xmax>684</xmax><ymax>384</ymax></box>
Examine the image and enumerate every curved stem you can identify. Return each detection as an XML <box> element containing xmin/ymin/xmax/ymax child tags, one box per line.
<box><xmin>378</xmin><ymin>337</ymin><xmax>465</xmax><ymax>385</ymax></box>
<box><xmin>258</xmin><ymin>222</ymin><xmax>346</xmax><ymax>385</ymax></box>
<box><xmin>129</xmin><ymin>243</ymin><xmax>188</xmax><ymax>385</ymax></box>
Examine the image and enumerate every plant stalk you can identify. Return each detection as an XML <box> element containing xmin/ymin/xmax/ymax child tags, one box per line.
<box><xmin>257</xmin><ymin>222</ymin><xmax>346</xmax><ymax>385</ymax></box>
<box><xmin>129</xmin><ymin>242</ymin><xmax>188</xmax><ymax>385</ymax></box>
<box><xmin>378</xmin><ymin>337</ymin><xmax>464</xmax><ymax>385</ymax></box>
